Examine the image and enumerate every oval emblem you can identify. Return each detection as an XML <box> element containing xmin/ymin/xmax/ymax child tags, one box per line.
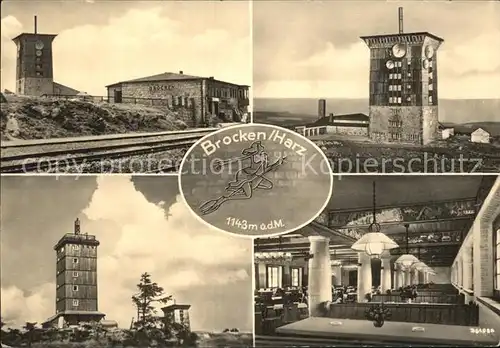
<box><xmin>179</xmin><ymin>124</ymin><xmax>333</xmax><ymax>237</ymax></box>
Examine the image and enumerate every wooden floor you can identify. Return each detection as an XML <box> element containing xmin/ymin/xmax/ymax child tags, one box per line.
<box><xmin>273</xmin><ymin>317</ymin><xmax>498</xmax><ymax>347</ymax></box>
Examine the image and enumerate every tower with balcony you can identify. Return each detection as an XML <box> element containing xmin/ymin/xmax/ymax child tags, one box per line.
<box><xmin>42</xmin><ymin>218</ymin><xmax>105</xmax><ymax>328</ymax></box>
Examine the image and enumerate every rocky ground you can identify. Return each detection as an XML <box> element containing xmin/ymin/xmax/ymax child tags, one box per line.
<box><xmin>316</xmin><ymin>136</ymin><xmax>500</xmax><ymax>173</ymax></box>
<box><xmin>0</xmin><ymin>95</ymin><xmax>195</xmax><ymax>141</ymax></box>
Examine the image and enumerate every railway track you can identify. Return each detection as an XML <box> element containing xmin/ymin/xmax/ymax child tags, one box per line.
<box><xmin>1</xmin><ymin>128</ymin><xmax>216</xmax><ymax>173</ymax></box>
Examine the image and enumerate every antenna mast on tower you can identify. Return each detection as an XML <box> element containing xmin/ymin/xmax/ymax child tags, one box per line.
<box><xmin>74</xmin><ymin>218</ymin><xmax>81</xmax><ymax>235</ymax></box>
<box><xmin>398</xmin><ymin>7</ymin><xmax>404</xmax><ymax>34</ymax></box>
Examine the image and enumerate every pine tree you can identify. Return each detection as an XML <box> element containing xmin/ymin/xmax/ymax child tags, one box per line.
<box><xmin>131</xmin><ymin>272</ymin><xmax>172</xmax><ymax>330</ymax></box>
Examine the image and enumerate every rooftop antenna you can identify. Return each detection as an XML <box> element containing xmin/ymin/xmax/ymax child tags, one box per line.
<box><xmin>34</xmin><ymin>16</ymin><xmax>38</xmax><ymax>35</ymax></box>
<box><xmin>74</xmin><ymin>218</ymin><xmax>80</xmax><ymax>235</ymax></box>
<box><xmin>398</xmin><ymin>7</ymin><xmax>404</xmax><ymax>34</ymax></box>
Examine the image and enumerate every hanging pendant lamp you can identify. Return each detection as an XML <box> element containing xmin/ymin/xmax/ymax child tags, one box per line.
<box><xmin>395</xmin><ymin>224</ymin><xmax>420</xmax><ymax>269</ymax></box>
<box><xmin>351</xmin><ymin>181</ymin><xmax>399</xmax><ymax>258</ymax></box>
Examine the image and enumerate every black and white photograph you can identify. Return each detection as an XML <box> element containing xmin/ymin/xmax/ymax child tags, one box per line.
<box><xmin>178</xmin><ymin>123</ymin><xmax>333</xmax><ymax>237</ymax></box>
<box><xmin>253</xmin><ymin>1</ymin><xmax>500</xmax><ymax>173</ymax></box>
<box><xmin>0</xmin><ymin>0</ymin><xmax>251</xmax><ymax>174</ymax></box>
<box><xmin>254</xmin><ymin>175</ymin><xmax>500</xmax><ymax>346</ymax></box>
<box><xmin>0</xmin><ymin>175</ymin><xmax>253</xmax><ymax>347</ymax></box>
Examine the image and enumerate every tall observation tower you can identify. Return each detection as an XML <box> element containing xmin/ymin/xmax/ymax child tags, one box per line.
<box><xmin>42</xmin><ymin>218</ymin><xmax>105</xmax><ymax>328</ymax></box>
<box><xmin>12</xmin><ymin>16</ymin><xmax>57</xmax><ymax>96</ymax></box>
<box><xmin>360</xmin><ymin>7</ymin><xmax>444</xmax><ymax>145</ymax></box>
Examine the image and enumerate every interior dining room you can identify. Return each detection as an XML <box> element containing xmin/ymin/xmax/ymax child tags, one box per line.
<box><xmin>254</xmin><ymin>175</ymin><xmax>500</xmax><ymax>347</ymax></box>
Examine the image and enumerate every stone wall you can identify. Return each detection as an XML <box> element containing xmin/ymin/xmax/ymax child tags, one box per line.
<box><xmin>19</xmin><ymin>77</ymin><xmax>54</xmax><ymax>97</ymax></box>
<box><xmin>107</xmin><ymin>78</ymin><xmax>249</xmax><ymax>126</ymax></box>
<box><xmin>369</xmin><ymin>106</ymin><xmax>423</xmax><ymax>145</ymax></box>
<box><xmin>326</xmin><ymin>125</ymin><xmax>369</xmax><ymax>137</ymax></box>
<box><xmin>422</xmin><ymin>106</ymin><xmax>439</xmax><ymax>145</ymax></box>
<box><xmin>108</xmin><ymin>80</ymin><xmax>202</xmax><ymax>126</ymax></box>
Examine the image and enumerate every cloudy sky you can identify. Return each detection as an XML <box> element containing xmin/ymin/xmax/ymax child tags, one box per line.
<box><xmin>254</xmin><ymin>1</ymin><xmax>500</xmax><ymax>99</ymax></box>
<box><xmin>1</xmin><ymin>175</ymin><xmax>252</xmax><ymax>332</ymax></box>
<box><xmin>1</xmin><ymin>0</ymin><xmax>251</xmax><ymax>96</ymax></box>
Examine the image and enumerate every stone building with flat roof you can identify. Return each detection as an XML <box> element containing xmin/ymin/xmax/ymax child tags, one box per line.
<box><xmin>106</xmin><ymin>71</ymin><xmax>250</xmax><ymax>127</ymax></box>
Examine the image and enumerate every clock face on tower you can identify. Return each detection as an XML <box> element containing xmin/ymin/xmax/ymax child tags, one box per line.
<box><xmin>392</xmin><ymin>43</ymin><xmax>407</xmax><ymax>58</ymax></box>
<box><xmin>35</xmin><ymin>40</ymin><xmax>44</xmax><ymax>50</ymax></box>
<box><xmin>424</xmin><ymin>45</ymin><xmax>434</xmax><ymax>59</ymax></box>
<box><xmin>385</xmin><ymin>60</ymin><xmax>395</xmax><ymax>69</ymax></box>
<box><xmin>422</xmin><ymin>59</ymin><xmax>430</xmax><ymax>69</ymax></box>
<box><xmin>36</xmin><ymin>50</ymin><xmax>42</xmax><ymax>57</ymax></box>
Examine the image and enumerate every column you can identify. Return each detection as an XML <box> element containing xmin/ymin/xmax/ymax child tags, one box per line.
<box><xmin>423</xmin><ymin>271</ymin><xmax>428</xmax><ymax>284</ymax></box>
<box><xmin>451</xmin><ymin>264</ymin><xmax>455</xmax><ymax>284</ymax></box>
<box><xmin>395</xmin><ymin>265</ymin><xmax>404</xmax><ymax>289</ymax></box>
<box><xmin>332</xmin><ymin>265</ymin><xmax>342</xmax><ymax>286</ymax></box>
<box><xmin>380</xmin><ymin>254</ymin><xmax>392</xmax><ymax>292</ymax></box>
<box><xmin>473</xmin><ymin>178</ymin><xmax>500</xmax><ymax>298</ymax></box>
<box><xmin>404</xmin><ymin>268</ymin><xmax>411</xmax><ymax>286</ymax></box>
<box><xmin>357</xmin><ymin>252</ymin><xmax>372</xmax><ymax>302</ymax></box>
<box><xmin>307</xmin><ymin>236</ymin><xmax>332</xmax><ymax>317</ymax></box>
<box><xmin>457</xmin><ymin>256</ymin><xmax>463</xmax><ymax>287</ymax></box>
<box><xmin>452</xmin><ymin>262</ymin><xmax>458</xmax><ymax>285</ymax></box>
<box><xmin>462</xmin><ymin>247</ymin><xmax>472</xmax><ymax>290</ymax></box>
<box><xmin>410</xmin><ymin>268</ymin><xmax>419</xmax><ymax>285</ymax></box>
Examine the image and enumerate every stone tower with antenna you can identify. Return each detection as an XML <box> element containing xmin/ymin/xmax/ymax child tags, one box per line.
<box><xmin>12</xmin><ymin>16</ymin><xmax>57</xmax><ymax>96</ymax></box>
<box><xmin>360</xmin><ymin>7</ymin><xmax>444</xmax><ymax>145</ymax></box>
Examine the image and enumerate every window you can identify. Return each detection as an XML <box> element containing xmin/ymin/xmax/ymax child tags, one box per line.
<box><xmin>73</xmin><ymin>245</ymin><xmax>80</xmax><ymax>250</ymax></box>
<box><xmin>494</xmin><ymin>228</ymin><xmax>500</xmax><ymax>299</ymax></box>
<box><xmin>429</xmin><ymin>84</ymin><xmax>434</xmax><ymax>91</ymax></box>
<box><xmin>389</xmin><ymin>85</ymin><xmax>393</xmax><ymax>92</ymax></box>
<box><xmin>429</xmin><ymin>96</ymin><xmax>433</xmax><ymax>104</ymax></box>
<box><xmin>73</xmin><ymin>300</ymin><xmax>79</xmax><ymax>306</ymax></box>
<box><xmin>397</xmin><ymin>85</ymin><xmax>402</xmax><ymax>91</ymax></box>
<box><xmin>73</xmin><ymin>258</ymin><xmax>78</xmax><ymax>264</ymax></box>
<box><xmin>73</xmin><ymin>271</ymin><xmax>79</xmax><ymax>277</ymax></box>
<box><xmin>36</xmin><ymin>64</ymin><xmax>42</xmax><ymax>70</ymax></box>
<box><xmin>266</xmin><ymin>265</ymin><xmax>282</xmax><ymax>288</ymax></box>
<box><xmin>60</xmin><ymin>247</ymin><xmax>64</xmax><ymax>253</ymax></box>
<box><xmin>36</xmin><ymin>71</ymin><xmax>43</xmax><ymax>77</ymax></box>
<box><xmin>291</xmin><ymin>268</ymin><xmax>302</xmax><ymax>287</ymax></box>
<box><xmin>73</xmin><ymin>285</ymin><xmax>79</xmax><ymax>291</ymax></box>
<box><xmin>397</xmin><ymin>97</ymin><xmax>402</xmax><ymax>104</ymax></box>
<box><xmin>389</xmin><ymin>73</ymin><xmax>393</xmax><ymax>80</ymax></box>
